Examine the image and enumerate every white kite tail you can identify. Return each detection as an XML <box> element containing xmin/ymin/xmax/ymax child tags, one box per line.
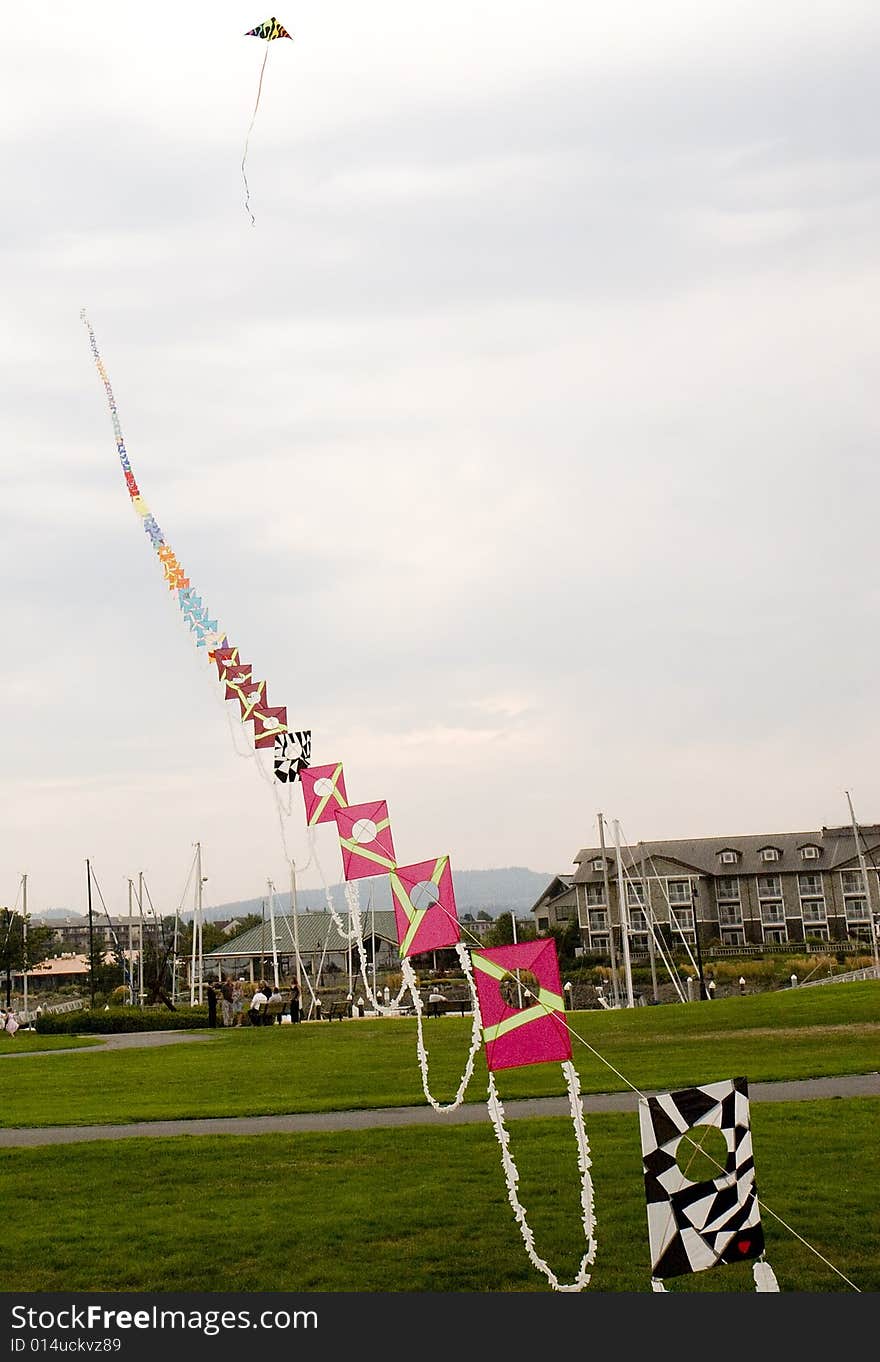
<box><xmin>344</xmin><ymin>880</ymin><xmax>409</xmax><ymax>1013</ymax></box>
<box><xmin>753</xmin><ymin>1258</ymin><xmax>780</xmax><ymax>1292</ymax></box>
<box><xmin>486</xmin><ymin>1059</ymin><xmax>597</xmax><ymax>1292</ymax></box>
<box><xmin>401</xmin><ymin>945</ymin><xmax>483</xmax><ymax>1113</ymax></box>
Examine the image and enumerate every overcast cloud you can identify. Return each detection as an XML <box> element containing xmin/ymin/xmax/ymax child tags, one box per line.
<box><xmin>2</xmin><ymin>1</ymin><xmax>879</xmax><ymax>917</ymax></box>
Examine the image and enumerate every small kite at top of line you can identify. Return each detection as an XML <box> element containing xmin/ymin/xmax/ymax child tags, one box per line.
<box><xmin>241</xmin><ymin>17</ymin><xmax>293</xmax><ymax>226</ymax></box>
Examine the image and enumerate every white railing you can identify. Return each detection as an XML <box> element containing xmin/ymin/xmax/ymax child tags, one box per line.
<box><xmin>799</xmin><ymin>966</ymin><xmax>880</xmax><ymax>988</ymax></box>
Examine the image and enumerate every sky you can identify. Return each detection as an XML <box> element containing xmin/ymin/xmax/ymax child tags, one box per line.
<box><xmin>2</xmin><ymin>1</ymin><xmax>879</xmax><ymax>920</ymax></box>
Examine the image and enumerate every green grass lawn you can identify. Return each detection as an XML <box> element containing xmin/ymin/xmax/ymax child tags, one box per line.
<box><xmin>1</xmin><ymin>1098</ymin><xmax>875</xmax><ymax>1292</ymax></box>
<box><xmin>0</xmin><ymin>1032</ymin><xmax>100</xmax><ymax>1053</ymax></box>
<box><xmin>1</xmin><ymin>983</ymin><xmax>877</xmax><ymax>1128</ymax></box>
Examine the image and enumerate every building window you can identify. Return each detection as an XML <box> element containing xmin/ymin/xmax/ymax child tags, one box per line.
<box><xmin>537</xmin><ymin>917</ymin><xmax>549</xmax><ymax>934</ymax></box>
<box><xmin>716</xmin><ymin>876</ymin><xmax>740</xmax><ymax>901</ymax></box>
<box><xmin>760</xmin><ymin>847</ymin><xmax>780</xmax><ymax>862</ymax></box>
<box><xmin>801</xmin><ymin>845</ymin><xmax>820</xmax><ymax>860</ymax></box>
<box><xmin>584</xmin><ymin>884</ymin><xmax>605</xmax><ymax>907</ymax></box>
<box><xmin>671</xmin><ymin>908</ymin><xmax>695</xmax><ymax>931</ymax></box>
<box><xmin>626</xmin><ymin>880</ymin><xmax>646</xmax><ymax>906</ymax></box>
<box><xmin>841</xmin><ymin>870</ymin><xmax>864</xmax><ymax>895</ymax></box>
<box><xmin>628</xmin><ymin>909</ymin><xmax>647</xmax><ymax>931</ymax></box>
<box><xmin>845</xmin><ymin>899</ymin><xmax>869</xmax><ymax>922</ymax></box>
<box><xmin>590</xmin><ymin>934</ymin><xmax>609</xmax><ymax>953</ymax></box>
<box><xmin>667</xmin><ymin>880</ymin><xmax>692</xmax><ymax>904</ymax></box>
<box><xmin>719</xmin><ymin>905</ymin><xmax>743</xmax><ymax>926</ymax></box>
<box><xmin>760</xmin><ymin>904</ymin><xmax>785</xmax><ymax>925</ymax></box>
<box><xmin>804</xmin><ymin>926</ymin><xmax>830</xmax><ymax>941</ymax></box>
<box><xmin>757</xmin><ymin>875</ymin><xmax>781</xmax><ymax>898</ymax></box>
<box><xmin>555</xmin><ymin>904</ymin><xmax>571</xmax><ymax>921</ymax></box>
<box><xmin>590</xmin><ymin>858</ymin><xmax>605</xmax><ymax>872</ymax></box>
<box><xmin>719</xmin><ymin>850</ymin><xmax>739</xmax><ymax>864</ymax></box>
<box><xmin>798</xmin><ymin>873</ymin><xmax>823</xmax><ymax>898</ymax></box>
<box><xmin>801</xmin><ymin>901</ymin><xmax>827</xmax><ymax>925</ymax></box>
<box><xmin>763</xmin><ymin>927</ymin><xmax>787</xmax><ymax>944</ymax></box>
<box><xmin>629</xmin><ymin>934</ymin><xmax>650</xmax><ymax>954</ymax></box>
<box><xmin>588</xmin><ymin>911</ymin><xmax>608</xmax><ymax>932</ymax></box>
<box><xmin>721</xmin><ymin>928</ymin><xmax>745</xmax><ymax>946</ymax></box>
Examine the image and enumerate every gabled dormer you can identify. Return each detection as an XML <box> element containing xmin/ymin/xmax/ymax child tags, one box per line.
<box><xmin>798</xmin><ymin>843</ymin><xmax>821</xmax><ymax>861</ymax></box>
<box><xmin>758</xmin><ymin>845</ymin><xmax>782</xmax><ymax>863</ymax></box>
<box><xmin>717</xmin><ymin>847</ymin><xmax>741</xmax><ymax>866</ymax></box>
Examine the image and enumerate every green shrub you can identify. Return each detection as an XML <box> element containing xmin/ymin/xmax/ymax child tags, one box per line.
<box><xmin>35</xmin><ymin>1006</ymin><xmax>210</xmax><ymax>1035</ymax></box>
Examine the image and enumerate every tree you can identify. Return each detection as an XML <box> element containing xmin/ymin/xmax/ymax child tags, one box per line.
<box><xmin>0</xmin><ymin>909</ymin><xmax>55</xmax><ymax>1007</ymax></box>
<box><xmin>484</xmin><ymin>912</ymin><xmax>537</xmax><ymax>948</ymax></box>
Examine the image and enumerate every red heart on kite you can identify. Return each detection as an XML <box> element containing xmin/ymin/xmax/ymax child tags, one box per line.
<box><xmin>737</xmin><ymin>1239</ymin><xmax>751</xmax><ymax>1253</ymax></box>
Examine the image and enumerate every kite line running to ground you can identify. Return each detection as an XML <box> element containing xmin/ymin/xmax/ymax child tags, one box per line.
<box><xmin>241</xmin><ymin>17</ymin><xmax>292</xmax><ymax>225</ymax></box>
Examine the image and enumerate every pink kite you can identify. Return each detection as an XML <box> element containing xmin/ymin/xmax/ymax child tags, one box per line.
<box><xmin>212</xmin><ymin>644</ymin><xmax>240</xmax><ymax>678</ymax></box>
<box><xmin>335</xmin><ymin>800</ymin><xmax>396</xmax><ymax>880</ymax></box>
<box><xmin>232</xmin><ymin>678</ymin><xmax>267</xmax><ymax>721</ymax></box>
<box><xmin>472</xmin><ymin>939</ymin><xmax>571</xmax><ymax>1072</ymax></box>
<box><xmin>301</xmin><ymin>762</ymin><xmax>348</xmax><ymax>826</ymax></box>
<box><xmin>223</xmin><ymin>662</ymin><xmax>254</xmax><ymax>698</ymax></box>
<box><xmin>251</xmin><ymin>704</ymin><xmax>288</xmax><ymax>748</ymax></box>
<box><xmin>390</xmin><ymin>856</ymin><xmax>461</xmax><ymax>957</ymax></box>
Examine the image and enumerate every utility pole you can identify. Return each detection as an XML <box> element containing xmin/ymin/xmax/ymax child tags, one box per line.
<box><xmin>86</xmin><ymin>858</ymin><xmax>96</xmax><ymax>1008</ymax></box>
<box><xmin>612</xmin><ymin>820</ymin><xmax>635</xmax><ymax>1008</ymax></box>
<box><xmin>597</xmin><ymin>815</ymin><xmax>620</xmax><ymax>1006</ymax></box>
<box><xmin>845</xmin><ymin>791</ymin><xmax>880</xmax><ymax>971</ymax></box>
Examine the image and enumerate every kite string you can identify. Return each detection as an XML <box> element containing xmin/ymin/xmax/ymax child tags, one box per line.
<box><xmin>241</xmin><ymin>43</ymin><xmax>270</xmax><ymax>226</ymax></box>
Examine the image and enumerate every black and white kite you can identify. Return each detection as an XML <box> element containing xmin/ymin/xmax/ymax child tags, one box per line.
<box><xmin>639</xmin><ymin>1077</ymin><xmax>779</xmax><ymax>1291</ymax></box>
<box><xmin>273</xmin><ymin>729</ymin><xmax>311</xmax><ymax>783</ymax></box>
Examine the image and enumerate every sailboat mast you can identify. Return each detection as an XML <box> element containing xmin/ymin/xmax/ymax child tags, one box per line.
<box><xmin>597</xmin><ymin>814</ymin><xmax>620</xmax><ymax>1006</ymax></box>
<box><xmin>21</xmin><ymin>874</ymin><xmax>28</xmax><ymax>1020</ymax></box>
<box><xmin>845</xmin><ymin>791</ymin><xmax>880</xmax><ymax>970</ymax></box>
<box><xmin>86</xmin><ymin>858</ymin><xmax>96</xmax><ymax>1008</ymax></box>
<box><xmin>290</xmin><ymin>860</ymin><xmax>302</xmax><ymax>992</ymax></box>
<box><xmin>267</xmin><ymin>878</ymin><xmax>280</xmax><ymax>989</ymax></box>
<box><xmin>612</xmin><ymin>820</ymin><xmax>635</xmax><ymax>1008</ymax></box>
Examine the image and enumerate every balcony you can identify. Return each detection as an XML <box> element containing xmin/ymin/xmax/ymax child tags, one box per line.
<box><xmin>718</xmin><ymin>906</ymin><xmax>743</xmax><ymax>926</ymax></box>
<box><xmin>760</xmin><ymin>904</ymin><xmax>785</xmax><ymax>925</ymax></box>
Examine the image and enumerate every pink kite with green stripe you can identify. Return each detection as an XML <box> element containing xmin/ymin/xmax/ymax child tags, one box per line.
<box><xmin>335</xmin><ymin>800</ymin><xmax>396</xmax><ymax>880</ymax></box>
<box><xmin>301</xmin><ymin>762</ymin><xmax>348</xmax><ymax>826</ymax></box>
<box><xmin>390</xmin><ymin>856</ymin><xmax>461</xmax><ymax>957</ymax></box>
<box><xmin>472</xmin><ymin>939</ymin><xmax>571</xmax><ymax>1072</ymax></box>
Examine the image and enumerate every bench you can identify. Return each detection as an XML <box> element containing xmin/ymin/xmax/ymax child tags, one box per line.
<box><xmin>423</xmin><ymin>996</ymin><xmax>473</xmax><ymax>1018</ymax></box>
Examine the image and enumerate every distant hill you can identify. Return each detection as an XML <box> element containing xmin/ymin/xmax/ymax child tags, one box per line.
<box><xmin>197</xmin><ymin>867</ymin><xmax>555</xmax><ymax>922</ymax></box>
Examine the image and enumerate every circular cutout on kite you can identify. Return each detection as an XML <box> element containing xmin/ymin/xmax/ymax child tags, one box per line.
<box><xmin>352</xmin><ymin>818</ymin><xmax>378</xmax><ymax>845</ymax></box>
<box><xmin>411</xmin><ymin>880</ymin><xmax>441</xmax><ymax>910</ymax></box>
<box><xmin>674</xmin><ymin>1125</ymin><xmax>731</xmax><ymax>1185</ymax></box>
<box><xmin>313</xmin><ymin>777</ymin><xmax>334</xmax><ymax>796</ymax></box>
<box><xmin>499</xmin><ymin>968</ymin><xmax>541</xmax><ymax>1011</ymax></box>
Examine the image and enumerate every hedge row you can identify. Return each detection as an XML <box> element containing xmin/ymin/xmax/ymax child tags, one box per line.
<box><xmin>35</xmin><ymin>1006</ymin><xmax>210</xmax><ymax>1035</ymax></box>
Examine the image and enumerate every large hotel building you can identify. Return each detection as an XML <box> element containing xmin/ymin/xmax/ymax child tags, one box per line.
<box><xmin>531</xmin><ymin>824</ymin><xmax>880</xmax><ymax>954</ymax></box>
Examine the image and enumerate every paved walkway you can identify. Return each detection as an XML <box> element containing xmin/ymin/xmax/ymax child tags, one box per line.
<box><xmin>1</xmin><ymin>1072</ymin><xmax>876</xmax><ymax>1148</ymax></box>
<box><xmin>0</xmin><ymin>1030</ymin><xmax>213</xmax><ymax>1059</ymax></box>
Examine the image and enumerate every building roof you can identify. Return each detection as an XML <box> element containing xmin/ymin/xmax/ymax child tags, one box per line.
<box><xmin>528</xmin><ymin>875</ymin><xmax>576</xmax><ymax>914</ymax></box>
<box><xmin>204</xmin><ymin>911</ymin><xmax>399</xmax><ymax>959</ymax></box>
<box><xmin>572</xmin><ymin>826</ymin><xmax>880</xmax><ymax>882</ymax></box>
